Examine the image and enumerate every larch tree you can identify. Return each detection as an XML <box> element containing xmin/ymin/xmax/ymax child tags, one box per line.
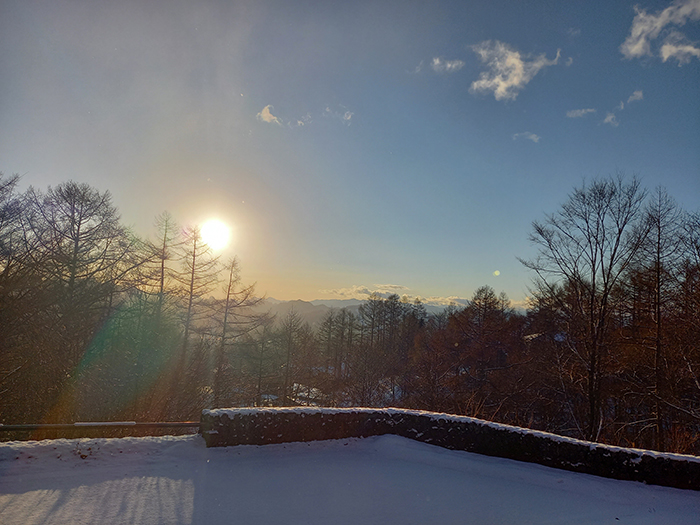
<box><xmin>0</xmin><ymin>173</ymin><xmax>39</xmax><ymax>421</ymax></box>
<box><xmin>638</xmin><ymin>187</ymin><xmax>685</xmax><ymax>450</ymax></box>
<box><xmin>176</xmin><ymin>225</ymin><xmax>220</xmax><ymax>356</ymax></box>
<box><xmin>212</xmin><ymin>257</ymin><xmax>265</xmax><ymax>408</ymax></box>
<box><xmin>166</xmin><ymin>225</ymin><xmax>219</xmax><ymax>418</ymax></box>
<box><xmin>279</xmin><ymin>309</ymin><xmax>303</xmax><ymax>405</ymax></box>
<box><xmin>150</xmin><ymin>211</ymin><xmax>181</xmax><ymax>316</ymax></box>
<box><xmin>19</xmin><ymin>181</ymin><xmax>144</xmax><ymax>421</ymax></box>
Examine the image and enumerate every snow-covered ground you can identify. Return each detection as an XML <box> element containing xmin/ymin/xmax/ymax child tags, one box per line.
<box><xmin>0</xmin><ymin>433</ymin><xmax>698</xmax><ymax>524</ymax></box>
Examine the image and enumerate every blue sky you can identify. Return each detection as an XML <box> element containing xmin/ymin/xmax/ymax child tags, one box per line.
<box><xmin>1</xmin><ymin>0</ymin><xmax>699</xmax><ymax>306</ymax></box>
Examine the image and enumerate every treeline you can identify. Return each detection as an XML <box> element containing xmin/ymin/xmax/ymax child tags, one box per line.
<box><xmin>1</xmin><ymin>173</ymin><xmax>699</xmax><ymax>454</ymax></box>
<box><xmin>0</xmin><ymin>175</ymin><xmax>264</xmax><ymax>424</ymax></box>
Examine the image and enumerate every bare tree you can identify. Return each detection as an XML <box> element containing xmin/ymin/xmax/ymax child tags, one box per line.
<box><xmin>176</xmin><ymin>225</ymin><xmax>220</xmax><ymax>355</ymax></box>
<box><xmin>148</xmin><ymin>211</ymin><xmax>181</xmax><ymax>315</ymax></box>
<box><xmin>685</xmin><ymin>211</ymin><xmax>700</xmax><ymax>268</ymax></box>
<box><xmin>639</xmin><ymin>187</ymin><xmax>685</xmax><ymax>450</ymax></box>
<box><xmin>279</xmin><ymin>309</ymin><xmax>303</xmax><ymax>405</ymax></box>
<box><xmin>212</xmin><ymin>257</ymin><xmax>265</xmax><ymax>407</ymax></box>
<box><xmin>0</xmin><ymin>173</ymin><xmax>23</xmax><ymax>279</ymax></box>
<box><xmin>24</xmin><ymin>182</ymin><xmax>139</xmax><ymax>316</ymax></box>
<box><xmin>0</xmin><ymin>173</ymin><xmax>38</xmax><ymax>420</ymax></box>
<box><xmin>4</xmin><ymin>181</ymin><xmax>145</xmax><ymax>421</ymax></box>
<box><xmin>166</xmin><ymin>225</ymin><xmax>219</xmax><ymax>417</ymax></box>
<box><xmin>521</xmin><ymin>174</ymin><xmax>648</xmax><ymax>441</ymax></box>
<box><xmin>251</xmin><ymin>319</ymin><xmax>279</xmax><ymax>406</ymax></box>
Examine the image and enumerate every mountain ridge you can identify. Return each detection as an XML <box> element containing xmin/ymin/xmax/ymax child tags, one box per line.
<box><xmin>253</xmin><ymin>298</ymin><xmax>454</xmax><ymax>327</ymax></box>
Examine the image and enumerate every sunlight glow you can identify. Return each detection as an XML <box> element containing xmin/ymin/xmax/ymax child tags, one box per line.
<box><xmin>201</xmin><ymin>219</ymin><xmax>231</xmax><ymax>251</ymax></box>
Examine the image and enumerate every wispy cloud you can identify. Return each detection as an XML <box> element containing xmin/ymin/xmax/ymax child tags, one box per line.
<box><xmin>258</xmin><ymin>105</ymin><xmax>354</xmax><ymax>129</ymax></box>
<box><xmin>470</xmin><ymin>40</ymin><xmax>560</xmax><ymax>101</ymax></box>
<box><xmin>620</xmin><ymin>0</ymin><xmax>700</xmax><ymax>65</ymax></box>
<box><xmin>256</xmin><ymin>105</ymin><xmax>282</xmax><ymax>125</ymax></box>
<box><xmin>627</xmin><ymin>90</ymin><xmax>644</xmax><ymax>103</ymax></box>
<box><xmin>603</xmin><ymin>112</ymin><xmax>619</xmax><ymax>127</ymax></box>
<box><xmin>290</xmin><ymin>113</ymin><xmax>312</xmax><ymax>128</ymax></box>
<box><xmin>323</xmin><ymin>105</ymin><xmax>354</xmax><ymax>126</ymax></box>
<box><xmin>566</xmin><ymin>108</ymin><xmax>596</xmax><ymax>118</ymax></box>
<box><xmin>513</xmin><ymin>132</ymin><xmax>540</xmax><ymax>143</ymax></box>
<box><xmin>431</xmin><ymin>57</ymin><xmax>465</xmax><ymax>73</ymax></box>
<box><xmin>603</xmin><ymin>90</ymin><xmax>643</xmax><ymax>126</ymax></box>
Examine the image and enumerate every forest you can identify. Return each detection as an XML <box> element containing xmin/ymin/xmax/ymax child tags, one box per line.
<box><xmin>0</xmin><ymin>172</ymin><xmax>699</xmax><ymax>454</ymax></box>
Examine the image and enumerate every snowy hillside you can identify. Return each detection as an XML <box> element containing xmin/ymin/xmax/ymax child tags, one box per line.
<box><xmin>1</xmin><ymin>433</ymin><xmax>698</xmax><ymax>524</ymax></box>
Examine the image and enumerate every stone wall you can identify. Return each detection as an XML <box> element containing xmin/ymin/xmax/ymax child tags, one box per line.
<box><xmin>200</xmin><ymin>407</ymin><xmax>700</xmax><ymax>491</ymax></box>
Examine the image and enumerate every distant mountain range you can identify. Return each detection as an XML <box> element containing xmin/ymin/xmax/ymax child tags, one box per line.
<box><xmin>254</xmin><ymin>298</ymin><xmax>454</xmax><ymax>327</ymax></box>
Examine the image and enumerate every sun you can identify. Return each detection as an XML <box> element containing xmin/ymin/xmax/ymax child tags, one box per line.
<box><xmin>200</xmin><ymin>219</ymin><xmax>231</xmax><ymax>251</ymax></box>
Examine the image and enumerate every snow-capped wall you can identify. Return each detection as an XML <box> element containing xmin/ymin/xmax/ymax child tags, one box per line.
<box><xmin>200</xmin><ymin>407</ymin><xmax>700</xmax><ymax>490</ymax></box>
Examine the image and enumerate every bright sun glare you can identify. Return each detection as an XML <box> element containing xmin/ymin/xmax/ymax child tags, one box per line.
<box><xmin>200</xmin><ymin>219</ymin><xmax>231</xmax><ymax>251</ymax></box>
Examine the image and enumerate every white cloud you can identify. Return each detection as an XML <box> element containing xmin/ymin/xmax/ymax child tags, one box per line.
<box><xmin>321</xmin><ymin>284</ymin><xmax>408</xmax><ymax>301</ymax></box>
<box><xmin>421</xmin><ymin>296</ymin><xmax>470</xmax><ymax>307</ymax></box>
<box><xmin>256</xmin><ymin>105</ymin><xmax>282</xmax><ymax>125</ymax></box>
<box><xmin>320</xmin><ymin>284</ymin><xmax>470</xmax><ymax>307</ymax></box>
<box><xmin>627</xmin><ymin>90</ymin><xmax>644</xmax><ymax>103</ymax></box>
<box><xmin>603</xmin><ymin>112</ymin><xmax>619</xmax><ymax>127</ymax></box>
<box><xmin>513</xmin><ymin>132</ymin><xmax>541</xmax><ymax>143</ymax></box>
<box><xmin>565</xmin><ymin>57</ymin><xmax>574</xmax><ymax>66</ymax></box>
<box><xmin>431</xmin><ymin>57</ymin><xmax>465</xmax><ymax>73</ymax></box>
<box><xmin>566</xmin><ymin>108</ymin><xmax>596</xmax><ymax>118</ymax></box>
<box><xmin>620</xmin><ymin>0</ymin><xmax>700</xmax><ymax>64</ymax></box>
<box><xmin>470</xmin><ymin>40</ymin><xmax>560</xmax><ymax>101</ymax></box>
<box><xmin>321</xmin><ymin>285</ymin><xmax>374</xmax><ymax>299</ymax></box>
<box><xmin>661</xmin><ymin>29</ymin><xmax>700</xmax><ymax>63</ymax></box>
<box><xmin>661</xmin><ymin>39</ymin><xmax>700</xmax><ymax>62</ymax></box>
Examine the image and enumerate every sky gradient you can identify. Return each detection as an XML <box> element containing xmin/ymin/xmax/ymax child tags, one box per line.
<box><xmin>2</xmin><ymin>0</ymin><xmax>699</xmax><ymax>306</ymax></box>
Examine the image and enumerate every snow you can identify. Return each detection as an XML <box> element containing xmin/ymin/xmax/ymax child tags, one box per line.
<box><xmin>203</xmin><ymin>406</ymin><xmax>700</xmax><ymax>464</ymax></box>
<box><xmin>1</xmin><ymin>434</ymin><xmax>698</xmax><ymax>524</ymax></box>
